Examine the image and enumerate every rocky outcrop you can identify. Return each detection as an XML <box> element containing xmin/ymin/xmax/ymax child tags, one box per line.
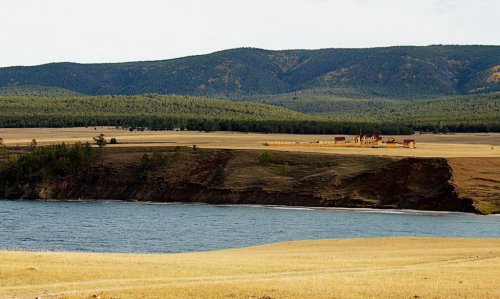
<box><xmin>0</xmin><ymin>147</ymin><xmax>483</xmax><ymax>213</ymax></box>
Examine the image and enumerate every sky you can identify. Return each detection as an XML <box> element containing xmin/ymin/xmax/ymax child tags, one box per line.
<box><xmin>0</xmin><ymin>0</ymin><xmax>499</xmax><ymax>67</ymax></box>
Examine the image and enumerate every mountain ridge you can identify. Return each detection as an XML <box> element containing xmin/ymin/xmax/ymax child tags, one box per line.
<box><xmin>1</xmin><ymin>45</ymin><xmax>499</xmax><ymax>98</ymax></box>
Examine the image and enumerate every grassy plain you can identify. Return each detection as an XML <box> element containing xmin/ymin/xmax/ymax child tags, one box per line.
<box><xmin>1</xmin><ymin>238</ymin><xmax>499</xmax><ymax>299</ymax></box>
<box><xmin>0</xmin><ymin>127</ymin><xmax>499</xmax><ymax>158</ymax></box>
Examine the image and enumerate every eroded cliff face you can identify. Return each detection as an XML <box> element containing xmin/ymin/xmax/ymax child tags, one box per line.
<box><xmin>0</xmin><ymin>147</ymin><xmax>484</xmax><ymax>213</ymax></box>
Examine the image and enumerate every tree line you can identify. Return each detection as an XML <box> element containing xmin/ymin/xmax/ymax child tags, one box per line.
<box><xmin>0</xmin><ymin>93</ymin><xmax>498</xmax><ymax>133</ymax></box>
<box><xmin>0</xmin><ymin>142</ymin><xmax>95</xmax><ymax>189</ymax></box>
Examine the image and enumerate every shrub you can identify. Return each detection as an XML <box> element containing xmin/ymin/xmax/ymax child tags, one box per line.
<box><xmin>279</xmin><ymin>162</ymin><xmax>291</xmax><ymax>176</ymax></box>
<box><xmin>141</xmin><ymin>154</ymin><xmax>152</xmax><ymax>170</ymax></box>
<box><xmin>213</xmin><ymin>165</ymin><xmax>226</xmax><ymax>185</ymax></box>
<box><xmin>93</xmin><ymin>134</ymin><xmax>107</xmax><ymax>148</ymax></box>
<box><xmin>258</xmin><ymin>151</ymin><xmax>273</xmax><ymax>165</ymax></box>
<box><xmin>151</xmin><ymin>150</ymin><xmax>167</xmax><ymax>167</ymax></box>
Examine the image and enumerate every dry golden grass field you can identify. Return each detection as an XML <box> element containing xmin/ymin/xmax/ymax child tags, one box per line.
<box><xmin>1</xmin><ymin>127</ymin><xmax>499</xmax><ymax>157</ymax></box>
<box><xmin>1</xmin><ymin>238</ymin><xmax>499</xmax><ymax>299</ymax></box>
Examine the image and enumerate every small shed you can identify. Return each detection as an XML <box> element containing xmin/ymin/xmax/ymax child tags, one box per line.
<box><xmin>334</xmin><ymin>137</ymin><xmax>346</xmax><ymax>144</ymax></box>
<box><xmin>403</xmin><ymin>139</ymin><xmax>416</xmax><ymax>149</ymax></box>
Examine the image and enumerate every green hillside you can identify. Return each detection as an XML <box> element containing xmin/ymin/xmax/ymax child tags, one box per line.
<box><xmin>243</xmin><ymin>88</ymin><xmax>401</xmax><ymax>114</ymax></box>
<box><xmin>1</xmin><ymin>46</ymin><xmax>499</xmax><ymax>98</ymax></box>
<box><xmin>0</xmin><ymin>94</ymin><xmax>413</xmax><ymax>134</ymax></box>
<box><xmin>0</xmin><ymin>93</ymin><xmax>498</xmax><ymax>133</ymax></box>
<box><xmin>0</xmin><ymin>94</ymin><xmax>330</xmax><ymax>133</ymax></box>
<box><xmin>246</xmin><ymin>90</ymin><xmax>500</xmax><ymax>131</ymax></box>
<box><xmin>326</xmin><ymin>93</ymin><xmax>500</xmax><ymax>132</ymax></box>
<box><xmin>0</xmin><ymin>94</ymin><xmax>307</xmax><ymax>123</ymax></box>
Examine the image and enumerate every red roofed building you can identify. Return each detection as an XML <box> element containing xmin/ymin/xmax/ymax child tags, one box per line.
<box><xmin>334</xmin><ymin>137</ymin><xmax>346</xmax><ymax>144</ymax></box>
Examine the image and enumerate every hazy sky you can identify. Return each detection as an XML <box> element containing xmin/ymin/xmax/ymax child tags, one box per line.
<box><xmin>0</xmin><ymin>0</ymin><xmax>499</xmax><ymax>67</ymax></box>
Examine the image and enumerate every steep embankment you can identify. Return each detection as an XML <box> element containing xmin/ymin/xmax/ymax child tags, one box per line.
<box><xmin>2</xmin><ymin>147</ymin><xmax>493</xmax><ymax>214</ymax></box>
<box><xmin>448</xmin><ymin>158</ymin><xmax>500</xmax><ymax>214</ymax></box>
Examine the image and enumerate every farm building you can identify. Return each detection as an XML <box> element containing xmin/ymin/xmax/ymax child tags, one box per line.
<box><xmin>403</xmin><ymin>139</ymin><xmax>416</xmax><ymax>149</ymax></box>
<box><xmin>334</xmin><ymin>137</ymin><xmax>346</xmax><ymax>144</ymax></box>
<box><xmin>355</xmin><ymin>134</ymin><xmax>383</xmax><ymax>146</ymax></box>
<box><xmin>265</xmin><ymin>134</ymin><xmax>416</xmax><ymax>149</ymax></box>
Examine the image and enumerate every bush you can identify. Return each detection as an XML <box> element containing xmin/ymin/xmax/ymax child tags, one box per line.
<box><xmin>279</xmin><ymin>163</ymin><xmax>291</xmax><ymax>176</ymax></box>
<box><xmin>140</xmin><ymin>153</ymin><xmax>152</xmax><ymax>170</ymax></box>
<box><xmin>0</xmin><ymin>142</ymin><xmax>96</xmax><ymax>184</ymax></box>
<box><xmin>213</xmin><ymin>165</ymin><xmax>226</xmax><ymax>185</ymax></box>
<box><xmin>258</xmin><ymin>151</ymin><xmax>273</xmax><ymax>165</ymax></box>
<box><xmin>151</xmin><ymin>150</ymin><xmax>167</xmax><ymax>167</ymax></box>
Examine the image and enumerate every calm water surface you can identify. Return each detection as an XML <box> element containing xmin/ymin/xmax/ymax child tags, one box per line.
<box><xmin>0</xmin><ymin>200</ymin><xmax>498</xmax><ymax>253</ymax></box>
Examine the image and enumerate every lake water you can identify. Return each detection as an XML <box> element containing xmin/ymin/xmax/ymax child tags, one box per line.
<box><xmin>0</xmin><ymin>200</ymin><xmax>498</xmax><ymax>253</ymax></box>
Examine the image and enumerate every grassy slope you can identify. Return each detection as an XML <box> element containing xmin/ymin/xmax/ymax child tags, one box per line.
<box><xmin>1</xmin><ymin>238</ymin><xmax>499</xmax><ymax>299</ymax></box>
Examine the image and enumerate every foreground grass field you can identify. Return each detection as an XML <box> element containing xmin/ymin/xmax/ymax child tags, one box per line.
<box><xmin>1</xmin><ymin>238</ymin><xmax>499</xmax><ymax>299</ymax></box>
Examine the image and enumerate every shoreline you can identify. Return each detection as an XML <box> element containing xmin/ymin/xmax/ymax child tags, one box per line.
<box><xmin>1</xmin><ymin>236</ymin><xmax>498</xmax><ymax>254</ymax></box>
<box><xmin>2</xmin><ymin>198</ymin><xmax>497</xmax><ymax>216</ymax></box>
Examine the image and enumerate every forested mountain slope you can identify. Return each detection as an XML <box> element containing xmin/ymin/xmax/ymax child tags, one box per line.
<box><xmin>323</xmin><ymin>93</ymin><xmax>500</xmax><ymax>132</ymax></box>
<box><xmin>0</xmin><ymin>93</ymin><xmax>411</xmax><ymax>134</ymax></box>
<box><xmin>1</xmin><ymin>46</ymin><xmax>499</xmax><ymax>98</ymax></box>
<box><xmin>0</xmin><ymin>85</ymin><xmax>83</xmax><ymax>97</ymax></box>
<box><xmin>0</xmin><ymin>94</ymin><xmax>310</xmax><ymax>129</ymax></box>
<box><xmin>1</xmin><ymin>93</ymin><xmax>497</xmax><ymax>133</ymax></box>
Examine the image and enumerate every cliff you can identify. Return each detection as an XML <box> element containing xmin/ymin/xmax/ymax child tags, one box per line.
<box><xmin>1</xmin><ymin>147</ymin><xmax>498</xmax><ymax>214</ymax></box>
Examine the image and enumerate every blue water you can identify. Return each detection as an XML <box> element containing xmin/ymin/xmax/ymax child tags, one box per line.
<box><xmin>0</xmin><ymin>200</ymin><xmax>498</xmax><ymax>253</ymax></box>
